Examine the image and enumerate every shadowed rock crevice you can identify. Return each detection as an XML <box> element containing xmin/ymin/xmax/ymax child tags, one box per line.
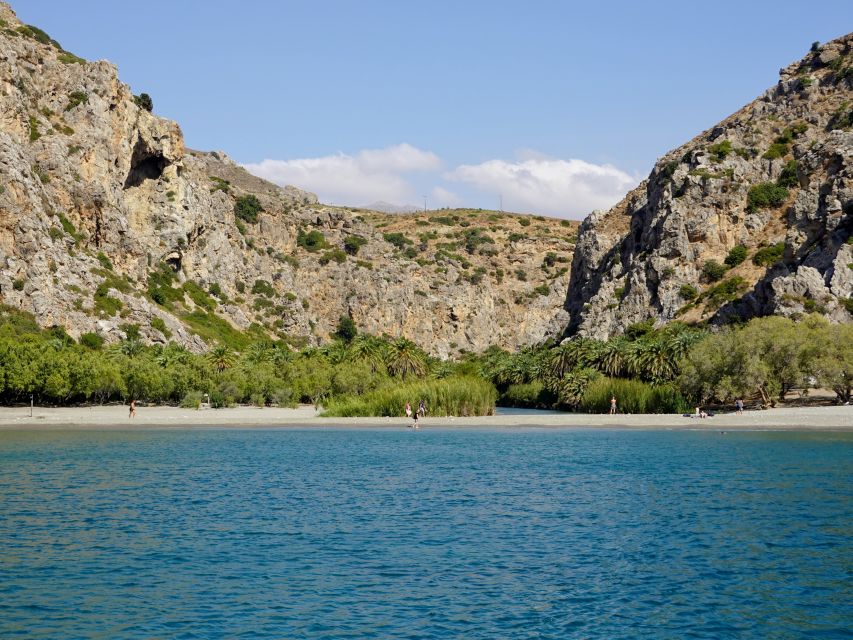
<box><xmin>124</xmin><ymin>138</ymin><xmax>169</xmax><ymax>188</ymax></box>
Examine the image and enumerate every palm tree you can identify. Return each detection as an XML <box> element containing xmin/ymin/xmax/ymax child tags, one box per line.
<box><xmin>110</xmin><ymin>337</ymin><xmax>145</xmax><ymax>360</ymax></box>
<box><xmin>480</xmin><ymin>348</ymin><xmax>514</xmax><ymax>385</ymax></box>
<box><xmin>549</xmin><ymin>338</ymin><xmax>600</xmax><ymax>378</ymax></box>
<box><xmin>385</xmin><ymin>337</ymin><xmax>428</xmax><ymax>379</ymax></box>
<box><xmin>634</xmin><ymin>339</ymin><xmax>678</xmax><ymax>384</ymax></box>
<box><xmin>557</xmin><ymin>367</ymin><xmax>600</xmax><ymax>407</ymax></box>
<box><xmin>155</xmin><ymin>343</ymin><xmax>190</xmax><ymax>368</ymax></box>
<box><xmin>206</xmin><ymin>344</ymin><xmax>235</xmax><ymax>373</ymax></box>
<box><xmin>663</xmin><ymin>326</ymin><xmax>706</xmax><ymax>364</ymax></box>
<box><xmin>549</xmin><ymin>341</ymin><xmax>578</xmax><ymax>378</ymax></box>
<box><xmin>347</xmin><ymin>334</ymin><xmax>387</xmax><ymax>372</ymax></box>
<box><xmin>244</xmin><ymin>341</ymin><xmax>274</xmax><ymax>366</ymax></box>
<box><xmin>321</xmin><ymin>340</ymin><xmax>349</xmax><ymax>365</ymax></box>
<box><xmin>270</xmin><ymin>342</ymin><xmax>294</xmax><ymax>368</ymax></box>
<box><xmin>595</xmin><ymin>338</ymin><xmax>629</xmax><ymax>377</ymax></box>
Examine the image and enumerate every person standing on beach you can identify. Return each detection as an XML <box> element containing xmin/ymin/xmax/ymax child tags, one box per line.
<box><xmin>610</xmin><ymin>396</ymin><xmax>617</xmax><ymax>414</ymax></box>
<box><xmin>736</xmin><ymin>398</ymin><xmax>744</xmax><ymax>414</ymax></box>
<box><xmin>418</xmin><ymin>399</ymin><xmax>426</xmax><ymax>417</ymax></box>
<box><xmin>405</xmin><ymin>402</ymin><xmax>412</xmax><ymax>419</ymax></box>
<box><xmin>129</xmin><ymin>399</ymin><xmax>136</xmax><ymax>419</ymax></box>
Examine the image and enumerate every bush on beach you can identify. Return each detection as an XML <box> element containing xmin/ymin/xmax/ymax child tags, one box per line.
<box><xmin>321</xmin><ymin>376</ymin><xmax>496</xmax><ymax>417</ymax></box>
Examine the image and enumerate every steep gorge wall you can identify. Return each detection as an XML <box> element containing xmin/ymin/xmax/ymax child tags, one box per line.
<box><xmin>565</xmin><ymin>34</ymin><xmax>853</xmax><ymax>339</ymax></box>
<box><xmin>0</xmin><ymin>2</ymin><xmax>575</xmax><ymax>357</ymax></box>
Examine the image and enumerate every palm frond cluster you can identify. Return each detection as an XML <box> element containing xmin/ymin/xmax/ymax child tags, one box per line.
<box><xmin>474</xmin><ymin>322</ymin><xmax>706</xmax><ymax>411</ymax></box>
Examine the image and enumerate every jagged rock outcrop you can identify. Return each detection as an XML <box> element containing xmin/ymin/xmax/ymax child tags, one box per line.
<box><xmin>565</xmin><ymin>34</ymin><xmax>853</xmax><ymax>339</ymax></box>
<box><xmin>0</xmin><ymin>2</ymin><xmax>575</xmax><ymax>357</ymax></box>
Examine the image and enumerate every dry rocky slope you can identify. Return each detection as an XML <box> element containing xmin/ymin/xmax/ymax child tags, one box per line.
<box><xmin>565</xmin><ymin>33</ymin><xmax>853</xmax><ymax>339</ymax></box>
<box><xmin>0</xmin><ymin>2</ymin><xmax>577</xmax><ymax>357</ymax></box>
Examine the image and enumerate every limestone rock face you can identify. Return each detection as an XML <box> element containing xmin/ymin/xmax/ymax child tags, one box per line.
<box><xmin>565</xmin><ymin>33</ymin><xmax>853</xmax><ymax>338</ymax></box>
<box><xmin>0</xmin><ymin>2</ymin><xmax>574</xmax><ymax>356</ymax></box>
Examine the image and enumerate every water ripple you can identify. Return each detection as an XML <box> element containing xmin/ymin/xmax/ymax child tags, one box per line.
<box><xmin>0</xmin><ymin>429</ymin><xmax>851</xmax><ymax>638</ymax></box>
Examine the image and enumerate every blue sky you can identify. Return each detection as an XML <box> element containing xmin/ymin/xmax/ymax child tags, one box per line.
<box><xmin>14</xmin><ymin>1</ymin><xmax>853</xmax><ymax>217</ymax></box>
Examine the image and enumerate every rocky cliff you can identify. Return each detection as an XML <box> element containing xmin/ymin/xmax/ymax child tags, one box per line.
<box><xmin>565</xmin><ymin>34</ymin><xmax>853</xmax><ymax>339</ymax></box>
<box><xmin>0</xmin><ymin>2</ymin><xmax>576</xmax><ymax>357</ymax></box>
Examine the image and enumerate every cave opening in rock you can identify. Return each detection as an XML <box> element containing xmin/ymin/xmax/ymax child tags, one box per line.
<box><xmin>164</xmin><ymin>252</ymin><xmax>182</xmax><ymax>272</ymax></box>
<box><xmin>123</xmin><ymin>138</ymin><xmax>169</xmax><ymax>188</ymax></box>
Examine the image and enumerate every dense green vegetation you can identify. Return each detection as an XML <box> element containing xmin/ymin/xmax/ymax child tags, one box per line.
<box><xmin>323</xmin><ymin>377</ymin><xmax>496</xmax><ymax>417</ymax></box>
<box><xmin>296</xmin><ymin>229</ymin><xmax>329</xmax><ymax>252</ymax></box>
<box><xmin>1</xmin><ymin>304</ymin><xmax>849</xmax><ymax>413</ymax></box>
<box><xmin>680</xmin><ymin>315</ymin><xmax>852</xmax><ymax>405</ymax></box>
<box><xmin>747</xmin><ymin>182</ymin><xmax>788</xmax><ymax>213</ymax></box>
<box><xmin>724</xmin><ymin>245</ymin><xmax>748</xmax><ymax>268</ymax></box>
<box><xmin>702</xmin><ymin>260</ymin><xmax>727</xmax><ymax>282</ymax></box>
<box><xmin>476</xmin><ymin>321</ymin><xmax>703</xmax><ymax>413</ymax></box>
<box><xmin>234</xmin><ymin>194</ymin><xmax>263</xmax><ymax>223</ymax></box>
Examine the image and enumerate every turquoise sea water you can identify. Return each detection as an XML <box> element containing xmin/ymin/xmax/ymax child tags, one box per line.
<box><xmin>0</xmin><ymin>428</ymin><xmax>851</xmax><ymax>638</ymax></box>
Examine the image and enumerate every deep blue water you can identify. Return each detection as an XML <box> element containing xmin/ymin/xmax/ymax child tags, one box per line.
<box><xmin>0</xmin><ymin>429</ymin><xmax>851</xmax><ymax>639</ymax></box>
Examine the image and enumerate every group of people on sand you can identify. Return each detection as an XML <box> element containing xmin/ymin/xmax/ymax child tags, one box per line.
<box><xmin>405</xmin><ymin>400</ymin><xmax>427</xmax><ymax>428</ymax></box>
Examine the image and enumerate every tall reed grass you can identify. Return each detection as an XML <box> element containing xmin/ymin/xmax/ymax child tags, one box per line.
<box><xmin>579</xmin><ymin>377</ymin><xmax>689</xmax><ymax>414</ymax></box>
<box><xmin>322</xmin><ymin>376</ymin><xmax>497</xmax><ymax>417</ymax></box>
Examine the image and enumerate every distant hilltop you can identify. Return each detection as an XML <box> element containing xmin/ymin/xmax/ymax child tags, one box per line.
<box><xmin>360</xmin><ymin>201</ymin><xmax>421</xmax><ymax>214</ymax></box>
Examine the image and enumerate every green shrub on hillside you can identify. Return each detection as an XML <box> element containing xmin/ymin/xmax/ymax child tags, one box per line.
<box><xmin>251</xmin><ymin>279</ymin><xmax>275</xmax><ymax>297</ymax></box>
<box><xmin>747</xmin><ymin>182</ymin><xmax>788</xmax><ymax>213</ymax></box>
<box><xmin>383</xmin><ymin>232</ymin><xmax>412</xmax><ymax>249</ymax></box>
<box><xmin>133</xmin><ymin>93</ymin><xmax>153</xmax><ymax>112</ymax></box>
<box><xmin>752</xmin><ymin>242</ymin><xmax>785</xmax><ymax>267</ymax></box>
<box><xmin>762</xmin><ymin>142</ymin><xmax>788</xmax><ymax>159</ymax></box>
<box><xmin>183</xmin><ymin>281</ymin><xmax>217</xmax><ymax>311</ymax></box>
<box><xmin>93</xmin><ymin>283</ymin><xmax>123</xmax><ymax>317</ymax></box>
<box><xmin>660</xmin><ymin>159</ymin><xmax>679</xmax><ymax>181</ymax></box>
<box><xmin>96</xmin><ymin>252</ymin><xmax>113</xmax><ymax>271</ymax></box>
<box><xmin>334</xmin><ymin>315</ymin><xmax>358</xmax><ymax>343</ymax></box>
<box><xmin>724</xmin><ymin>245</ymin><xmax>748</xmax><ymax>268</ymax></box>
<box><xmin>702</xmin><ymin>260</ymin><xmax>727</xmax><ymax>282</ymax></box>
<box><xmin>343</xmin><ymin>235</ymin><xmax>367</xmax><ymax>255</ymax></box>
<box><xmin>147</xmin><ymin>264</ymin><xmax>183</xmax><ymax>307</ymax></box>
<box><xmin>234</xmin><ymin>195</ymin><xmax>263</xmax><ymax>223</ymax></box>
<box><xmin>702</xmin><ymin>276</ymin><xmax>747</xmax><ymax>306</ymax></box>
<box><xmin>296</xmin><ymin>228</ymin><xmax>328</xmax><ymax>252</ymax></box>
<box><xmin>679</xmin><ymin>284</ymin><xmax>699</xmax><ymax>300</ymax></box>
<box><xmin>319</xmin><ymin>249</ymin><xmax>347</xmax><ymax>265</ymax></box>
<box><xmin>28</xmin><ymin>116</ymin><xmax>40</xmax><ymax>142</ymax></box>
<box><xmin>66</xmin><ymin>91</ymin><xmax>88</xmax><ymax>111</ymax></box>
<box><xmin>58</xmin><ymin>52</ymin><xmax>85</xmax><ymax>65</ymax></box>
<box><xmin>777</xmin><ymin>160</ymin><xmax>799</xmax><ymax>188</ymax></box>
<box><xmin>209</xmin><ymin>176</ymin><xmax>230</xmax><ymax>193</ymax></box>
<box><xmin>708</xmin><ymin>140</ymin><xmax>732</xmax><ymax>161</ymax></box>
<box><xmin>17</xmin><ymin>24</ymin><xmax>60</xmax><ymax>47</ymax></box>
<box><xmin>150</xmin><ymin>316</ymin><xmax>171</xmax><ymax>338</ymax></box>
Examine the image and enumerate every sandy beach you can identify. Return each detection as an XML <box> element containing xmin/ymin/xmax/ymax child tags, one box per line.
<box><xmin>0</xmin><ymin>404</ymin><xmax>850</xmax><ymax>430</ymax></box>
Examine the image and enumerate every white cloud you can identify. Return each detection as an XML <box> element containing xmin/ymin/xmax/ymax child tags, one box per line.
<box><xmin>446</xmin><ymin>156</ymin><xmax>638</xmax><ymax>218</ymax></box>
<box><xmin>244</xmin><ymin>144</ymin><xmax>638</xmax><ymax>218</ymax></box>
<box><xmin>243</xmin><ymin>143</ymin><xmax>441</xmax><ymax>206</ymax></box>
